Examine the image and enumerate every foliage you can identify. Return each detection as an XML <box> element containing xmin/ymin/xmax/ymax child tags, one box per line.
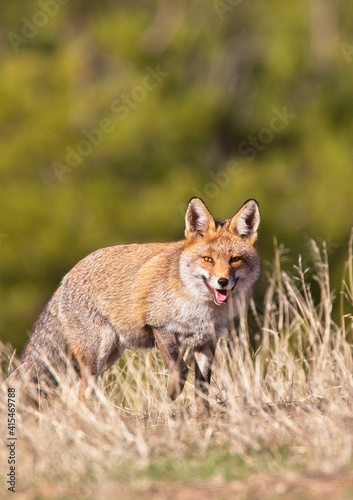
<box><xmin>0</xmin><ymin>1</ymin><xmax>353</xmax><ymax>347</ymax></box>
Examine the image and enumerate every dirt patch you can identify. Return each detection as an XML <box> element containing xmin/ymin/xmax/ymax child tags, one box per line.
<box><xmin>93</xmin><ymin>473</ymin><xmax>353</xmax><ymax>500</ymax></box>
<box><xmin>11</xmin><ymin>473</ymin><xmax>353</xmax><ymax>500</ymax></box>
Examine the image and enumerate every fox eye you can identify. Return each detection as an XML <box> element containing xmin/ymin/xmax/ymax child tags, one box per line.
<box><xmin>203</xmin><ymin>256</ymin><xmax>214</xmax><ymax>263</ymax></box>
<box><xmin>230</xmin><ymin>256</ymin><xmax>241</xmax><ymax>264</ymax></box>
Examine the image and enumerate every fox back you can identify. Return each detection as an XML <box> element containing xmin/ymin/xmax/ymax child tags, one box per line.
<box><xmin>18</xmin><ymin>198</ymin><xmax>260</xmax><ymax>414</ymax></box>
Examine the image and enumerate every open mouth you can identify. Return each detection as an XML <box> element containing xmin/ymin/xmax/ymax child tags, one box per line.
<box><xmin>203</xmin><ymin>278</ymin><xmax>230</xmax><ymax>306</ymax></box>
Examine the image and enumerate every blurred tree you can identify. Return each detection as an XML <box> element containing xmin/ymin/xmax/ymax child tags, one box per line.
<box><xmin>0</xmin><ymin>0</ymin><xmax>352</xmax><ymax>349</ymax></box>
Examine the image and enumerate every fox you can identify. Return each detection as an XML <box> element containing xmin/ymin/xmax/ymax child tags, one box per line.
<box><xmin>17</xmin><ymin>197</ymin><xmax>260</xmax><ymax>414</ymax></box>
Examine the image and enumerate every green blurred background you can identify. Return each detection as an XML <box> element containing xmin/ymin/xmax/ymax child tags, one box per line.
<box><xmin>1</xmin><ymin>0</ymin><xmax>353</xmax><ymax>350</ymax></box>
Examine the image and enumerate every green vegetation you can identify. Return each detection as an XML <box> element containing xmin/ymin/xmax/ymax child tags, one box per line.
<box><xmin>1</xmin><ymin>3</ymin><xmax>353</xmax><ymax>349</ymax></box>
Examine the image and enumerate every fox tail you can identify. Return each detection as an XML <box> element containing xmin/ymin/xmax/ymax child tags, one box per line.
<box><xmin>10</xmin><ymin>290</ymin><xmax>69</xmax><ymax>387</ymax></box>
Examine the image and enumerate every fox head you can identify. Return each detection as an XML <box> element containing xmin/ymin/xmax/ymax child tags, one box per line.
<box><xmin>181</xmin><ymin>197</ymin><xmax>260</xmax><ymax>306</ymax></box>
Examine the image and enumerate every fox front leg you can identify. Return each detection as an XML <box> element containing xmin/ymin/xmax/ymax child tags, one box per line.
<box><xmin>153</xmin><ymin>328</ymin><xmax>189</xmax><ymax>400</ymax></box>
<box><xmin>194</xmin><ymin>340</ymin><xmax>216</xmax><ymax>416</ymax></box>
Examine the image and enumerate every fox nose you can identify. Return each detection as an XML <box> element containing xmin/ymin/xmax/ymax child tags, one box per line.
<box><xmin>218</xmin><ymin>277</ymin><xmax>229</xmax><ymax>288</ymax></box>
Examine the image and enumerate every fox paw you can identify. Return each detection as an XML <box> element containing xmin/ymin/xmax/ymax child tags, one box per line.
<box><xmin>167</xmin><ymin>372</ymin><xmax>186</xmax><ymax>400</ymax></box>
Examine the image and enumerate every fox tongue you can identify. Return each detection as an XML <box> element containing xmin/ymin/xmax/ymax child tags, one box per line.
<box><xmin>214</xmin><ymin>288</ymin><xmax>228</xmax><ymax>304</ymax></box>
<box><xmin>203</xmin><ymin>277</ymin><xmax>229</xmax><ymax>305</ymax></box>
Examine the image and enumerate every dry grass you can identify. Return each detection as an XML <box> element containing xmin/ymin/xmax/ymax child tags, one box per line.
<box><xmin>1</xmin><ymin>234</ymin><xmax>353</xmax><ymax>499</ymax></box>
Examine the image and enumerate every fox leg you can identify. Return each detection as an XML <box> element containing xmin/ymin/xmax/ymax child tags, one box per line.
<box><xmin>78</xmin><ymin>365</ymin><xmax>96</xmax><ymax>404</ymax></box>
<box><xmin>63</xmin><ymin>312</ymin><xmax>124</xmax><ymax>404</ymax></box>
<box><xmin>153</xmin><ymin>328</ymin><xmax>189</xmax><ymax>400</ymax></box>
<box><xmin>70</xmin><ymin>350</ymin><xmax>98</xmax><ymax>404</ymax></box>
<box><xmin>194</xmin><ymin>340</ymin><xmax>216</xmax><ymax>416</ymax></box>
<box><xmin>75</xmin><ymin>341</ymin><xmax>125</xmax><ymax>404</ymax></box>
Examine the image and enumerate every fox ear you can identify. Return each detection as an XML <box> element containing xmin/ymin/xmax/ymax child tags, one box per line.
<box><xmin>230</xmin><ymin>199</ymin><xmax>260</xmax><ymax>243</ymax></box>
<box><xmin>185</xmin><ymin>198</ymin><xmax>215</xmax><ymax>239</ymax></box>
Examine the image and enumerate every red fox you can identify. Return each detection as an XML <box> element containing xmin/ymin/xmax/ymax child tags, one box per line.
<box><xmin>18</xmin><ymin>198</ymin><xmax>260</xmax><ymax>413</ymax></box>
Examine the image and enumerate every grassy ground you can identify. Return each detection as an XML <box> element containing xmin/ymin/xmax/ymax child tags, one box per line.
<box><xmin>1</xmin><ymin>235</ymin><xmax>353</xmax><ymax>499</ymax></box>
